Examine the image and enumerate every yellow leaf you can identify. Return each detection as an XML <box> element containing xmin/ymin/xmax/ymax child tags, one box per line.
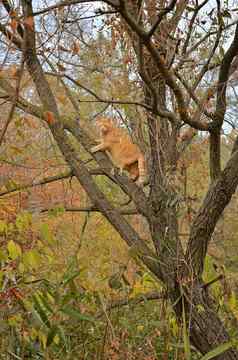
<box><xmin>7</xmin><ymin>240</ymin><xmax>22</xmax><ymax>260</ymax></box>
<box><xmin>23</xmin><ymin>250</ymin><xmax>41</xmax><ymax>269</ymax></box>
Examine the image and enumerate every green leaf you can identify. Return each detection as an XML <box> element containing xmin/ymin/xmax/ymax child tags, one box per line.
<box><xmin>0</xmin><ymin>250</ymin><xmax>7</xmax><ymax>261</ymax></box>
<box><xmin>5</xmin><ymin>179</ymin><xmax>18</xmax><ymax>191</ymax></box>
<box><xmin>46</xmin><ymin>326</ymin><xmax>59</xmax><ymax>347</ymax></box>
<box><xmin>108</xmin><ymin>274</ymin><xmax>123</xmax><ymax>290</ymax></box>
<box><xmin>7</xmin><ymin>240</ymin><xmax>22</xmax><ymax>260</ymax></box>
<box><xmin>57</xmin><ymin>326</ymin><xmax>68</xmax><ymax>350</ymax></box>
<box><xmin>38</xmin><ymin>293</ymin><xmax>54</xmax><ymax>314</ymax></box>
<box><xmin>23</xmin><ymin>250</ymin><xmax>41</xmax><ymax>269</ymax></box>
<box><xmin>40</xmin><ymin>223</ymin><xmax>55</xmax><ymax>245</ymax></box>
<box><xmin>60</xmin><ymin>306</ymin><xmax>94</xmax><ymax>322</ymax></box>
<box><xmin>16</xmin><ymin>212</ymin><xmax>32</xmax><ymax>231</ymax></box>
<box><xmin>61</xmin><ymin>270</ymin><xmax>81</xmax><ymax>287</ymax></box>
<box><xmin>8</xmin><ymin>314</ymin><xmax>23</xmax><ymax>327</ymax></box>
<box><xmin>32</xmin><ymin>294</ymin><xmax>51</xmax><ymax>328</ymax></box>
<box><xmin>0</xmin><ymin>271</ymin><xmax>3</xmax><ymax>286</ymax></box>
<box><xmin>200</xmin><ymin>342</ymin><xmax>233</xmax><ymax>360</ymax></box>
<box><xmin>0</xmin><ymin>220</ymin><xmax>7</xmax><ymax>234</ymax></box>
<box><xmin>48</xmin><ymin>206</ymin><xmax>65</xmax><ymax>217</ymax></box>
<box><xmin>60</xmin><ymin>292</ymin><xmax>78</xmax><ymax>307</ymax></box>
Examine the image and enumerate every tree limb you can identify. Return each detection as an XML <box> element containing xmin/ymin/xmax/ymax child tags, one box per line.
<box><xmin>40</xmin><ymin>206</ymin><xmax>139</xmax><ymax>216</ymax></box>
<box><xmin>97</xmin><ymin>291</ymin><xmax>164</xmax><ymax>318</ymax></box>
<box><xmin>0</xmin><ymin>170</ymin><xmax>73</xmax><ymax>197</ymax></box>
<box><xmin>210</xmin><ymin>23</ymin><xmax>238</xmax><ymax>181</ymax></box>
<box><xmin>185</xmin><ymin>148</ymin><xmax>238</xmax><ymax>278</ymax></box>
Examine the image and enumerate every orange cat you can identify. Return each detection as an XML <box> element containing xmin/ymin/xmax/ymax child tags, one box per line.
<box><xmin>91</xmin><ymin>117</ymin><xmax>146</xmax><ymax>185</ymax></box>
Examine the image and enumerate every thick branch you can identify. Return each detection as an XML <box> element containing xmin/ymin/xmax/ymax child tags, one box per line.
<box><xmin>66</xmin><ymin>122</ymin><xmax>150</xmax><ymax>217</ymax></box>
<box><xmin>214</xmin><ymin>23</ymin><xmax>238</xmax><ymax>127</ymax></box>
<box><xmin>210</xmin><ymin>23</ymin><xmax>238</xmax><ymax>181</ymax></box>
<box><xmin>185</xmin><ymin>148</ymin><xmax>238</xmax><ymax>278</ymax></box>
<box><xmin>55</xmin><ymin>131</ymin><xmax>161</xmax><ymax>277</ymax></box>
<box><xmin>22</xmin><ymin>0</ymin><xmax>60</xmax><ymax>118</ymax></box>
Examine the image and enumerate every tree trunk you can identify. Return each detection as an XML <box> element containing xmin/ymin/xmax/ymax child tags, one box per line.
<box><xmin>170</xmin><ymin>283</ymin><xmax>238</xmax><ymax>359</ymax></box>
<box><xmin>190</xmin><ymin>289</ymin><xmax>237</xmax><ymax>359</ymax></box>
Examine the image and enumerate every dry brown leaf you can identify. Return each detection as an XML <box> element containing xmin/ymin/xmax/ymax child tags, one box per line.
<box><xmin>58</xmin><ymin>63</ymin><xmax>66</xmax><ymax>72</ymax></box>
<box><xmin>71</xmin><ymin>41</ymin><xmax>80</xmax><ymax>55</ymax></box>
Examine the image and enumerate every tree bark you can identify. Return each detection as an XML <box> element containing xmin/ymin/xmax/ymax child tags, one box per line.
<box><xmin>184</xmin><ymin>284</ymin><xmax>237</xmax><ymax>359</ymax></box>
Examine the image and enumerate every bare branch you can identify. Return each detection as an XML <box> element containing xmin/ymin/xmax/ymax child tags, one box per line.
<box><xmin>31</xmin><ymin>0</ymin><xmax>119</xmax><ymax>17</ymax></box>
<box><xmin>41</xmin><ymin>206</ymin><xmax>139</xmax><ymax>216</ymax></box>
<box><xmin>97</xmin><ymin>291</ymin><xmax>164</xmax><ymax>317</ymax></box>
<box><xmin>117</xmin><ymin>1</ymin><xmax>209</xmax><ymax>131</ymax></box>
<box><xmin>214</xmin><ymin>23</ymin><xmax>238</xmax><ymax>127</ymax></box>
<box><xmin>192</xmin><ymin>0</ymin><xmax>222</xmax><ymax>92</ymax></box>
<box><xmin>210</xmin><ymin>22</ymin><xmax>238</xmax><ymax>181</ymax></box>
<box><xmin>147</xmin><ymin>0</ymin><xmax>177</xmax><ymax>38</ymax></box>
<box><xmin>185</xmin><ymin>148</ymin><xmax>238</xmax><ymax>277</ymax></box>
<box><xmin>0</xmin><ymin>165</ymin><xmax>116</xmax><ymax>198</ymax></box>
<box><xmin>175</xmin><ymin>71</ymin><xmax>214</xmax><ymax>121</ymax></box>
<box><xmin>0</xmin><ymin>56</ymin><xmax>25</xmax><ymax>147</ymax></box>
<box><xmin>182</xmin><ymin>0</ymin><xmax>210</xmax><ymax>55</ymax></box>
<box><xmin>0</xmin><ymin>170</ymin><xmax>73</xmax><ymax>197</ymax></box>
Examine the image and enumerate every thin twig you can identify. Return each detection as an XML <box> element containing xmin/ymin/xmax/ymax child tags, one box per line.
<box><xmin>96</xmin><ymin>291</ymin><xmax>164</xmax><ymax>318</ymax></box>
<box><xmin>0</xmin><ymin>56</ymin><xmax>25</xmax><ymax>147</ymax></box>
<box><xmin>147</xmin><ymin>0</ymin><xmax>177</xmax><ymax>38</ymax></box>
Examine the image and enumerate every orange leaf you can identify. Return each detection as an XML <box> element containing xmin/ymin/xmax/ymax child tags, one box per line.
<box><xmin>9</xmin><ymin>65</ymin><xmax>18</xmax><ymax>79</ymax></box>
<box><xmin>45</xmin><ymin>111</ymin><xmax>56</xmax><ymax>125</ymax></box>
<box><xmin>10</xmin><ymin>18</ymin><xmax>18</xmax><ymax>32</ymax></box>
<box><xmin>57</xmin><ymin>94</ymin><xmax>66</xmax><ymax>104</ymax></box>
<box><xmin>9</xmin><ymin>10</ymin><xmax>17</xmax><ymax>18</ymax></box>
<box><xmin>24</xmin><ymin>16</ymin><xmax>34</xmax><ymax>30</ymax></box>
